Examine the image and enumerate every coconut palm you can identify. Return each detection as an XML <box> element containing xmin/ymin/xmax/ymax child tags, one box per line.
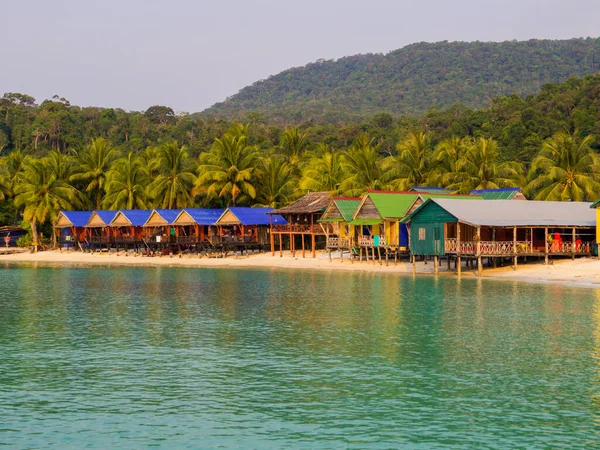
<box><xmin>432</xmin><ymin>136</ymin><xmax>470</xmax><ymax>187</ymax></box>
<box><xmin>149</xmin><ymin>142</ymin><xmax>197</xmax><ymax>209</ymax></box>
<box><xmin>278</xmin><ymin>126</ymin><xmax>310</xmax><ymax>172</ymax></box>
<box><xmin>103</xmin><ymin>152</ymin><xmax>150</xmax><ymax>210</ymax></box>
<box><xmin>0</xmin><ymin>149</ymin><xmax>27</xmax><ymax>196</ymax></box>
<box><xmin>446</xmin><ymin>137</ymin><xmax>524</xmax><ymax>193</ymax></box>
<box><xmin>340</xmin><ymin>134</ymin><xmax>389</xmax><ymax>197</ymax></box>
<box><xmin>525</xmin><ymin>132</ymin><xmax>600</xmax><ymax>201</ymax></box>
<box><xmin>382</xmin><ymin>131</ymin><xmax>437</xmax><ymax>190</ymax></box>
<box><xmin>47</xmin><ymin>149</ymin><xmax>76</xmax><ymax>182</ymax></box>
<box><xmin>14</xmin><ymin>157</ymin><xmax>82</xmax><ymax>252</ymax></box>
<box><xmin>71</xmin><ymin>137</ymin><xmax>120</xmax><ymax>209</ymax></box>
<box><xmin>300</xmin><ymin>143</ymin><xmax>346</xmax><ymax>193</ymax></box>
<box><xmin>196</xmin><ymin>125</ymin><xmax>261</xmax><ymax>206</ymax></box>
<box><xmin>253</xmin><ymin>157</ymin><xmax>297</xmax><ymax>208</ymax></box>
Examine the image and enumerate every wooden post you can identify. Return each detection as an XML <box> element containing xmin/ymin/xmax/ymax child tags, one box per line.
<box><xmin>329</xmin><ymin>247</ymin><xmax>332</xmax><ymax>262</ymax></box>
<box><xmin>279</xmin><ymin>234</ymin><xmax>283</xmax><ymax>257</ymax></box>
<box><xmin>311</xmin><ymin>234</ymin><xmax>316</xmax><ymax>259</ymax></box>
<box><xmin>544</xmin><ymin>227</ymin><xmax>549</xmax><ymax>265</ymax></box>
<box><xmin>457</xmin><ymin>222</ymin><xmax>461</xmax><ymax>276</ymax></box>
<box><xmin>513</xmin><ymin>226</ymin><xmax>517</xmax><ymax>270</ymax></box>
<box><xmin>270</xmin><ymin>216</ymin><xmax>274</xmax><ymax>256</ymax></box>
<box><xmin>377</xmin><ymin>246</ymin><xmax>382</xmax><ymax>266</ymax></box>
<box><xmin>412</xmin><ymin>254</ymin><xmax>416</xmax><ymax>274</ymax></box>
<box><xmin>492</xmin><ymin>228</ymin><xmax>497</xmax><ymax>268</ymax></box>
<box><xmin>360</xmin><ymin>247</ymin><xmax>363</xmax><ymax>262</ymax></box>
<box><xmin>302</xmin><ymin>233</ymin><xmax>306</xmax><ymax>258</ymax></box>
<box><xmin>572</xmin><ymin>227</ymin><xmax>576</xmax><ymax>260</ymax></box>
<box><xmin>476</xmin><ymin>226</ymin><xmax>482</xmax><ymax>277</ymax></box>
<box><xmin>434</xmin><ymin>255</ymin><xmax>439</xmax><ymax>275</ymax></box>
<box><xmin>290</xmin><ymin>231</ymin><xmax>294</xmax><ymax>257</ymax></box>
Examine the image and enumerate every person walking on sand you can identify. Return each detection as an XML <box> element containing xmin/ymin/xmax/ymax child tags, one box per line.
<box><xmin>4</xmin><ymin>232</ymin><xmax>10</xmax><ymax>248</ymax></box>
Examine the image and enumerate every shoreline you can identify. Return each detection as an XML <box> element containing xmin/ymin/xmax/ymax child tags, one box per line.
<box><xmin>1</xmin><ymin>250</ymin><xmax>600</xmax><ymax>288</ymax></box>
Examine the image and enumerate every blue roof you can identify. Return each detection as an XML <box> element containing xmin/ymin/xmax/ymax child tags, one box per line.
<box><xmin>59</xmin><ymin>211</ymin><xmax>93</xmax><ymax>227</ymax></box>
<box><xmin>225</xmin><ymin>207</ymin><xmax>287</xmax><ymax>226</ymax></box>
<box><xmin>181</xmin><ymin>208</ymin><xmax>224</xmax><ymax>225</ymax></box>
<box><xmin>89</xmin><ymin>210</ymin><xmax>118</xmax><ymax>226</ymax></box>
<box><xmin>112</xmin><ymin>209</ymin><xmax>153</xmax><ymax>227</ymax></box>
<box><xmin>152</xmin><ymin>209</ymin><xmax>183</xmax><ymax>224</ymax></box>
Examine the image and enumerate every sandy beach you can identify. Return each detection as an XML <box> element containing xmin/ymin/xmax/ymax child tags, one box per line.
<box><xmin>1</xmin><ymin>249</ymin><xmax>600</xmax><ymax>287</ymax></box>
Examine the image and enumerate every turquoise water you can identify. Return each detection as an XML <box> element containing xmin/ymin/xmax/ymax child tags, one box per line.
<box><xmin>1</xmin><ymin>264</ymin><xmax>599</xmax><ymax>448</ymax></box>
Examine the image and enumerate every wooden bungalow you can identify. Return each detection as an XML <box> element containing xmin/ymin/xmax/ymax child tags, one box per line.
<box><xmin>54</xmin><ymin>211</ymin><xmax>93</xmax><ymax>249</ymax></box>
<box><xmin>84</xmin><ymin>210</ymin><xmax>119</xmax><ymax>247</ymax></box>
<box><xmin>215</xmin><ymin>207</ymin><xmax>286</xmax><ymax>251</ymax></box>
<box><xmin>172</xmin><ymin>208</ymin><xmax>224</xmax><ymax>244</ymax></box>
<box><xmin>268</xmin><ymin>191</ymin><xmax>332</xmax><ymax>258</ymax></box>
<box><xmin>406</xmin><ymin>198</ymin><xmax>595</xmax><ymax>276</ymax></box>
<box><xmin>351</xmin><ymin>192</ymin><xmax>422</xmax><ymax>261</ymax></box>
<box><xmin>319</xmin><ymin>198</ymin><xmax>361</xmax><ymax>254</ymax></box>
<box><xmin>107</xmin><ymin>210</ymin><xmax>152</xmax><ymax>252</ymax></box>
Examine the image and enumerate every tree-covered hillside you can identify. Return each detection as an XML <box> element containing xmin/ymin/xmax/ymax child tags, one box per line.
<box><xmin>203</xmin><ymin>38</ymin><xmax>600</xmax><ymax>124</ymax></box>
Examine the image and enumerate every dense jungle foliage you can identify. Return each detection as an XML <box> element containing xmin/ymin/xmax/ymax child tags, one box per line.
<box><xmin>203</xmin><ymin>38</ymin><xmax>600</xmax><ymax>124</ymax></box>
<box><xmin>1</xmin><ymin>73</ymin><xmax>600</xmax><ymax>246</ymax></box>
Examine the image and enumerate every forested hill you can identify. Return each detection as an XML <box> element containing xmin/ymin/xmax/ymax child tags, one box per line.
<box><xmin>203</xmin><ymin>38</ymin><xmax>600</xmax><ymax>124</ymax></box>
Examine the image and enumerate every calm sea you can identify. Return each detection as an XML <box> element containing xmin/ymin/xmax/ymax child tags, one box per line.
<box><xmin>1</xmin><ymin>264</ymin><xmax>599</xmax><ymax>448</ymax></box>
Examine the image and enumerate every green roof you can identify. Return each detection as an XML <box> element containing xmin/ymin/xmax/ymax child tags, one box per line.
<box><xmin>591</xmin><ymin>200</ymin><xmax>600</xmax><ymax>209</ymax></box>
<box><xmin>335</xmin><ymin>199</ymin><xmax>361</xmax><ymax>222</ymax></box>
<box><xmin>411</xmin><ymin>186</ymin><xmax>453</xmax><ymax>195</ymax></box>
<box><xmin>368</xmin><ymin>193</ymin><xmax>419</xmax><ymax>219</ymax></box>
<box><xmin>402</xmin><ymin>195</ymin><xmax>481</xmax><ymax>223</ymax></box>
<box><xmin>350</xmin><ymin>218</ymin><xmax>383</xmax><ymax>226</ymax></box>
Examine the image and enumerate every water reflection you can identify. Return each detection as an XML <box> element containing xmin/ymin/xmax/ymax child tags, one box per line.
<box><xmin>0</xmin><ymin>265</ymin><xmax>598</xmax><ymax>448</ymax></box>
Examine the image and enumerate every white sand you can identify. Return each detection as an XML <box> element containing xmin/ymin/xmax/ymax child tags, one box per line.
<box><xmin>1</xmin><ymin>249</ymin><xmax>599</xmax><ymax>287</ymax></box>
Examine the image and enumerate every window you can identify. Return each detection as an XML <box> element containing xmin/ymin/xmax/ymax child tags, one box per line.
<box><xmin>419</xmin><ymin>228</ymin><xmax>426</xmax><ymax>240</ymax></box>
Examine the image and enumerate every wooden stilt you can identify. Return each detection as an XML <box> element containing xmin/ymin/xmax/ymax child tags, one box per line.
<box><xmin>457</xmin><ymin>256</ymin><xmax>462</xmax><ymax>276</ymax></box>
<box><xmin>412</xmin><ymin>254</ymin><xmax>416</xmax><ymax>274</ymax></box>
<box><xmin>572</xmin><ymin>227</ymin><xmax>576</xmax><ymax>260</ymax></box>
<box><xmin>311</xmin><ymin>234</ymin><xmax>316</xmax><ymax>258</ymax></box>
<box><xmin>377</xmin><ymin>246</ymin><xmax>382</xmax><ymax>265</ymax></box>
<box><xmin>279</xmin><ymin>234</ymin><xmax>283</xmax><ymax>257</ymax></box>
<box><xmin>302</xmin><ymin>234</ymin><xmax>306</xmax><ymax>258</ymax></box>
<box><xmin>513</xmin><ymin>226</ymin><xmax>517</xmax><ymax>270</ymax></box>
<box><xmin>477</xmin><ymin>256</ymin><xmax>482</xmax><ymax>277</ymax></box>
<box><xmin>544</xmin><ymin>227</ymin><xmax>549</xmax><ymax>265</ymax></box>
<box><xmin>434</xmin><ymin>255</ymin><xmax>439</xmax><ymax>275</ymax></box>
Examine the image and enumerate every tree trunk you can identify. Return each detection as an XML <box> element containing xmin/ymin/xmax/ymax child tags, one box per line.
<box><xmin>31</xmin><ymin>218</ymin><xmax>38</xmax><ymax>253</ymax></box>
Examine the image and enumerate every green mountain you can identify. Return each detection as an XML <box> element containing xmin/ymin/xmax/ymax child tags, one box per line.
<box><xmin>203</xmin><ymin>38</ymin><xmax>600</xmax><ymax>124</ymax></box>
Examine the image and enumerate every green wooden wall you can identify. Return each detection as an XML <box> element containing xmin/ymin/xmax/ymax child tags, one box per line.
<box><xmin>409</xmin><ymin>201</ymin><xmax>458</xmax><ymax>256</ymax></box>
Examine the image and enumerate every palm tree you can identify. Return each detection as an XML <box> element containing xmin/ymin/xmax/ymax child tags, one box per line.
<box><xmin>149</xmin><ymin>142</ymin><xmax>197</xmax><ymax>209</ymax></box>
<box><xmin>525</xmin><ymin>132</ymin><xmax>600</xmax><ymax>201</ymax></box>
<box><xmin>432</xmin><ymin>136</ymin><xmax>470</xmax><ymax>187</ymax></box>
<box><xmin>103</xmin><ymin>152</ymin><xmax>150</xmax><ymax>210</ymax></box>
<box><xmin>14</xmin><ymin>157</ymin><xmax>82</xmax><ymax>252</ymax></box>
<box><xmin>278</xmin><ymin>126</ymin><xmax>310</xmax><ymax>172</ymax></box>
<box><xmin>0</xmin><ymin>149</ymin><xmax>27</xmax><ymax>196</ymax></box>
<box><xmin>446</xmin><ymin>137</ymin><xmax>524</xmax><ymax>193</ymax></box>
<box><xmin>300</xmin><ymin>143</ymin><xmax>346</xmax><ymax>193</ymax></box>
<box><xmin>71</xmin><ymin>137</ymin><xmax>120</xmax><ymax>209</ymax></box>
<box><xmin>47</xmin><ymin>149</ymin><xmax>75</xmax><ymax>182</ymax></box>
<box><xmin>382</xmin><ymin>131</ymin><xmax>436</xmax><ymax>190</ymax></box>
<box><xmin>340</xmin><ymin>134</ymin><xmax>389</xmax><ymax>197</ymax></box>
<box><xmin>196</xmin><ymin>125</ymin><xmax>261</xmax><ymax>206</ymax></box>
<box><xmin>253</xmin><ymin>157</ymin><xmax>297</xmax><ymax>208</ymax></box>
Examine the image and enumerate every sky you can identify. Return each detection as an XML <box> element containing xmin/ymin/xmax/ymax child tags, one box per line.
<box><xmin>1</xmin><ymin>0</ymin><xmax>599</xmax><ymax>113</ymax></box>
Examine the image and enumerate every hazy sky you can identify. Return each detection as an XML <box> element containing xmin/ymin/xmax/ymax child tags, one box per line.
<box><xmin>2</xmin><ymin>0</ymin><xmax>598</xmax><ymax>113</ymax></box>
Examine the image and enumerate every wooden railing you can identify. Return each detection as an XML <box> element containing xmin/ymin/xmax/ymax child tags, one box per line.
<box><xmin>549</xmin><ymin>242</ymin><xmax>591</xmax><ymax>254</ymax></box>
<box><xmin>358</xmin><ymin>235</ymin><xmax>386</xmax><ymax>247</ymax></box>
<box><xmin>271</xmin><ymin>224</ymin><xmax>324</xmax><ymax>234</ymax></box>
<box><xmin>445</xmin><ymin>239</ymin><xmax>533</xmax><ymax>255</ymax></box>
<box><xmin>327</xmin><ymin>237</ymin><xmax>351</xmax><ymax>248</ymax></box>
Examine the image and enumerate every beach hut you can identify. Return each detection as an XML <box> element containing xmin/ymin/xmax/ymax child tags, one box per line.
<box><xmin>108</xmin><ymin>210</ymin><xmax>152</xmax><ymax>251</ymax></box>
<box><xmin>84</xmin><ymin>210</ymin><xmax>119</xmax><ymax>247</ymax></box>
<box><xmin>351</xmin><ymin>192</ymin><xmax>421</xmax><ymax>260</ymax></box>
<box><xmin>406</xmin><ymin>198</ymin><xmax>595</xmax><ymax>276</ymax></box>
<box><xmin>318</xmin><ymin>197</ymin><xmax>361</xmax><ymax>257</ymax></box>
<box><xmin>143</xmin><ymin>209</ymin><xmax>182</xmax><ymax>242</ymax></box>
<box><xmin>54</xmin><ymin>211</ymin><xmax>93</xmax><ymax>249</ymax></box>
<box><xmin>469</xmin><ymin>187</ymin><xmax>527</xmax><ymax>200</ymax></box>
<box><xmin>215</xmin><ymin>207</ymin><xmax>286</xmax><ymax>250</ymax></box>
<box><xmin>172</xmin><ymin>208</ymin><xmax>224</xmax><ymax>244</ymax></box>
<box><xmin>268</xmin><ymin>191</ymin><xmax>332</xmax><ymax>258</ymax></box>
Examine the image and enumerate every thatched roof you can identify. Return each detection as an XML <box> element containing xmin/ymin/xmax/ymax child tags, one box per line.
<box><xmin>269</xmin><ymin>192</ymin><xmax>332</xmax><ymax>215</ymax></box>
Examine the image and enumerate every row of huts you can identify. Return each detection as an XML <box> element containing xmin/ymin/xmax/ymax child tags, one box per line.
<box><xmin>55</xmin><ymin>186</ymin><xmax>598</xmax><ymax>273</ymax></box>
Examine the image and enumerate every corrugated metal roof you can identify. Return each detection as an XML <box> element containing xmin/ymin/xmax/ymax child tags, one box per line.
<box><xmin>369</xmin><ymin>193</ymin><xmax>419</xmax><ymax>219</ymax></box>
<box><xmin>590</xmin><ymin>200</ymin><xmax>600</xmax><ymax>209</ymax></box>
<box><xmin>335</xmin><ymin>199</ymin><xmax>361</xmax><ymax>222</ymax></box>
<box><xmin>470</xmin><ymin>188</ymin><xmax>521</xmax><ymax>200</ymax></box>
<box><xmin>111</xmin><ymin>210</ymin><xmax>153</xmax><ymax>227</ymax></box>
<box><xmin>220</xmin><ymin>207</ymin><xmax>287</xmax><ymax>226</ymax></box>
<box><xmin>152</xmin><ymin>209</ymin><xmax>182</xmax><ymax>224</ymax></box>
<box><xmin>179</xmin><ymin>208</ymin><xmax>224</xmax><ymax>225</ymax></box>
<box><xmin>411</xmin><ymin>186</ymin><xmax>453</xmax><ymax>195</ymax></box>
<box><xmin>431</xmin><ymin>198</ymin><xmax>595</xmax><ymax>227</ymax></box>
<box><xmin>58</xmin><ymin>211</ymin><xmax>93</xmax><ymax>227</ymax></box>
